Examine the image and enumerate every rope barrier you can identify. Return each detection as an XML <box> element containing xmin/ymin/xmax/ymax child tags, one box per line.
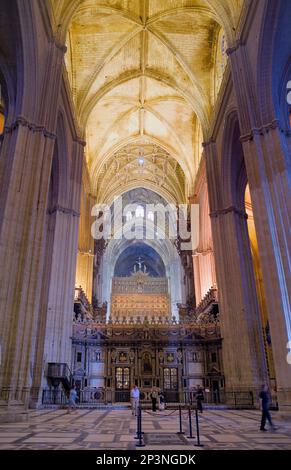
<box><xmin>143</xmin><ymin>409</ymin><xmax>179</xmax><ymax>417</ymax></box>
<box><xmin>133</xmin><ymin>404</ymin><xmax>203</xmax><ymax>448</ymax></box>
<box><xmin>143</xmin><ymin>407</ymin><xmax>192</xmax><ymax>417</ymax></box>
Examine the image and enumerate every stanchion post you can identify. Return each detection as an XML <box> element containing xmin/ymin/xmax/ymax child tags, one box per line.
<box><xmin>134</xmin><ymin>404</ymin><xmax>144</xmax><ymax>440</ymax></box>
<box><xmin>134</xmin><ymin>407</ymin><xmax>140</xmax><ymax>440</ymax></box>
<box><xmin>187</xmin><ymin>405</ymin><xmax>194</xmax><ymax>439</ymax></box>
<box><xmin>135</xmin><ymin>406</ymin><xmax>145</xmax><ymax>447</ymax></box>
<box><xmin>194</xmin><ymin>407</ymin><xmax>204</xmax><ymax>447</ymax></box>
<box><xmin>177</xmin><ymin>405</ymin><xmax>185</xmax><ymax>435</ymax></box>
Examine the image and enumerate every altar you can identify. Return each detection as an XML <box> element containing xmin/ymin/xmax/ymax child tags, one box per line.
<box><xmin>111</xmin><ymin>266</ymin><xmax>170</xmax><ymax>321</ymax></box>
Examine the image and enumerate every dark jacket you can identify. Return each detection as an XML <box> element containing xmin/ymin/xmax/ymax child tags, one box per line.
<box><xmin>259</xmin><ymin>390</ymin><xmax>270</xmax><ymax>410</ymax></box>
<box><xmin>196</xmin><ymin>390</ymin><xmax>204</xmax><ymax>401</ymax></box>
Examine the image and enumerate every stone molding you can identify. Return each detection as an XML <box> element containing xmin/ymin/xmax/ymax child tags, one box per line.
<box><xmin>48</xmin><ymin>36</ymin><xmax>67</xmax><ymax>54</ymax></box>
<box><xmin>74</xmin><ymin>137</ymin><xmax>86</xmax><ymax>147</ymax></box>
<box><xmin>210</xmin><ymin>206</ymin><xmax>247</xmax><ymax>220</ymax></box>
<box><xmin>4</xmin><ymin>116</ymin><xmax>56</xmax><ymax>139</ymax></box>
<box><xmin>78</xmin><ymin>249</ymin><xmax>94</xmax><ymax>256</ymax></box>
<box><xmin>240</xmin><ymin>119</ymin><xmax>285</xmax><ymax>142</ymax></box>
<box><xmin>48</xmin><ymin>204</ymin><xmax>80</xmax><ymax>217</ymax></box>
<box><xmin>202</xmin><ymin>139</ymin><xmax>216</xmax><ymax>149</ymax></box>
<box><xmin>226</xmin><ymin>39</ymin><xmax>245</xmax><ymax>56</ymax></box>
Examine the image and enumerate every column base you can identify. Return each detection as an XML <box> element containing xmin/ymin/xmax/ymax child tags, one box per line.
<box><xmin>277</xmin><ymin>388</ymin><xmax>291</xmax><ymax>412</ymax></box>
<box><xmin>29</xmin><ymin>386</ymin><xmax>44</xmax><ymax>409</ymax></box>
<box><xmin>0</xmin><ymin>401</ymin><xmax>29</xmax><ymax>423</ymax></box>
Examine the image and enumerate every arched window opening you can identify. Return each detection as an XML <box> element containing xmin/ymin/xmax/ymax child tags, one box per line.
<box><xmin>126</xmin><ymin>211</ymin><xmax>132</xmax><ymax>222</ymax></box>
<box><xmin>214</xmin><ymin>28</ymin><xmax>228</xmax><ymax>100</ymax></box>
<box><xmin>136</xmin><ymin>205</ymin><xmax>144</xmax><ymax>218</ymax></box>
<box><xmin>147</xmin><ymin>210</ymin><xmax>154</xmax><ymax>222</ymax></box>
<box><xmin>65</xmin><ymin>30</ymin><xmax>74</xmax><ymax>94</ymax></box>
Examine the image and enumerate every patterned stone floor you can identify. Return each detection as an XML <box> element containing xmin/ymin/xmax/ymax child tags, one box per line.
<box><xmin>0</xmin><ymin>408</ymin><xmax>290</xmax><ymax>450</ymax></box>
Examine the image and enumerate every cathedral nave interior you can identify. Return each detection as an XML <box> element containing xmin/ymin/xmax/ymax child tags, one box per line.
<box><xmin>0</xmin><ymin>1</ymin><xmax>290</xmax><ymax>426</ymax></box>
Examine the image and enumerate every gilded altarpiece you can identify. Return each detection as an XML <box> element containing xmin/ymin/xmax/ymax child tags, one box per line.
<box><xmin>111</xmin><ymin>271</ymin><xmax>170</xmax><ymax>321</ymax></box>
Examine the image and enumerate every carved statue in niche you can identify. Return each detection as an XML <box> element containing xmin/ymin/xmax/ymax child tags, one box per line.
<box><xmin>144</xmin><ymin>329</ymin><xmax>149</xmax><ymax>340</ymax></box>
<box><xmin>129</xmin><ymin>350</ymin><xmax>135</xmax><ymax>363</ymax></box>
<box><xmin>143</xmin><ymin>353</ymin><xmax>152</xmax><ymax>373</ymax></box>
<box><xmin>166</xmin><ymin>352</ymin><xmax>174</xmax><ymax>363</ymax></box>
<box><xmin>158</xmin><ymin>351</ymin><xmax>164</xmax><ymax>363</ymax></box>
<box><xmin>119</xmin><ymin>352</ymin><xmax>127</xmax><ymax>362</ymax></box>
<box><xmin>111</xmin><ymin>349</ymin><xmax>117</xmax><ymax>362</ymax></box>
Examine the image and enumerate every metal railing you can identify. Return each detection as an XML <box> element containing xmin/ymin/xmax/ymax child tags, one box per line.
<box><xmin>225</xmin><ymin>391</ymin><xmax>254</xmax><ymax>407</ymax></box>
<box><xmin>42</xmin><ymin>387</ymin><xmax>254</xmax><ymax>408</ymax></box>
<box><xmin>42</xmin><ymin>388</ymin><xmax>106</xmax><ymax>406</ymax></box>
<box><xmin>164</xmin><ymin>390</ymin><xmax>179</xmax><ymax>403</ymax></box>
<box><xmin>183</xmin><ymin>390</ymin><xmax>254</xmax><ymax>407</ymax></box>
<box><xmin>42</xmin><ymin>389</ymin><xmax>68</xmax><ymax>405</ymax></box>
<box><xmin>115</xmin><ymin>390</ymin><xmax>130</xmax><ymax>402</ymax></box>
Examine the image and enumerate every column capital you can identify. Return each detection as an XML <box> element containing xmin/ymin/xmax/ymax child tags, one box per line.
<box><xmin>188</xmin><ymin>194</ymin><xmax>197</xmax><ymax>204</ymax></box>
<box><xmin>210</xmin><ymin>205</ymin><xmax>248</xmax><ymax>220</ymax></box>
<box><xmin>74</xmin><ymin>137</ymin><xmax>86</xmax><ymax>147</ymax></box>
<box><xmin>78</xmin><ymin>249</ymin><xmax>94</xmax><ymax>257</ymax></box>
<box><xmin>193</xmin><ymin>248</ymin><xmax>213</xmax><ymax>256</ymax></box>
<box><xmin>49</xmin><ymin>36</ymin><xmax>67</xmax><ymax>54</ymax></box>
<box><xmin>240</xmin><ymin>119</ymin><xmax>290</xmax><ymax>142</ymax></box>
<box><xmin>226</xmin><ymin>39</ymin><xmax>245</xmax><ymax>56</ymax></box>
<box><xmin>202</xmin><ymin>139</ymin><xmax>216</xmax><ymax>149</ymax></box>
<box><xmin>48</xmin><ymin>204</ymin><xmax>80</xmax><ymax>217</ymax></box>
<box><xmin>4</xmin><ymin>116</ymin><xmax>56</xmax><ymax>139</ymax></box>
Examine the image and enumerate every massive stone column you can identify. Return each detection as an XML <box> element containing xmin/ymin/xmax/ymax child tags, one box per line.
<box><xmin>228</xmin><ymin>42</ymin><xmax>291</xmax><ymax>409</ymax></box>
<box><xmin>29</xmin><ymin>136</ymin><xmax>84</xmax><ymax>407</ymax></box>
<box><xmin>204</xmin><ymin>141</ymin><xmax>266</xmax><ymax>399</ymax></box>
<box><xmin>0</xmin><ymin>39</ymin><xmax>66</xmax><ymax>418</ymax></box>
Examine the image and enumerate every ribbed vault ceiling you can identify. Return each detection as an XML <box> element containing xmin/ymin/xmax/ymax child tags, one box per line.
<box><xmin>96</xmin><ymin>143</ymin><xmax>186</xmax><ymax>203</ymax></box>
<box><xmin>51</xmin><ymin>0</ymin><xmax>243</xmax><ymax>203</ymax></box>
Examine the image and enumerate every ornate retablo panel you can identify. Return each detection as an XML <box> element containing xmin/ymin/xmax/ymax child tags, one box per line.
<box><xmin>111</xmin><ymin>270</ymin><xmax>170</xmax><ymax>320</ymax></box>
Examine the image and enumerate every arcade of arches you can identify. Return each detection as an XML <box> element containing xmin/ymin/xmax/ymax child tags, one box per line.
<box><xmin>0</xmin><ymin>0</ymin><xmax>291</xmax><ymax>421</ymax></box>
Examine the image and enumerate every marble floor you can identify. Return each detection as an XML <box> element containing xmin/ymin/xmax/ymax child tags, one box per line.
<box><xmin>0</xmin><ymin>408</ymin><xmax>290</xmax><ymax>450</ymax></box>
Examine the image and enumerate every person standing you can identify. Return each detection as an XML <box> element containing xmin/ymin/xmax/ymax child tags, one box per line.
<box><xmin>150</xmin><ymin>388</ymin><xmax>158</xmax><ymax>412</ymax></box>
<box><xmin>158</xmin><ymin>390</ymin><xmax>165</xmax><ymax>411</ymax></box>
<box><xmin>196</xmin><ymin>386</ymin><xmax>204</xmax><ymax>413</ymax></box>
<box><xmin>130</xmin><ymin>385</ymin><xmax>140</xmax><ymax>416</ymax></box>
<box><xmin>67</xmin><ymin>385</ymin><xmax>77</xmax><ymax>414</ymax></box>
<box><xmin>259</xmin><ymin>384</ymin><xmax>277</xmax><ymax>431</ymax></box>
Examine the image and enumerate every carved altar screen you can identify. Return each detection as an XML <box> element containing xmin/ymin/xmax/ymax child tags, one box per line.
<box><xmin>111</xmin><ymin>270</ymin><xmax>170</xmax><ymax>321</ymax></box>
